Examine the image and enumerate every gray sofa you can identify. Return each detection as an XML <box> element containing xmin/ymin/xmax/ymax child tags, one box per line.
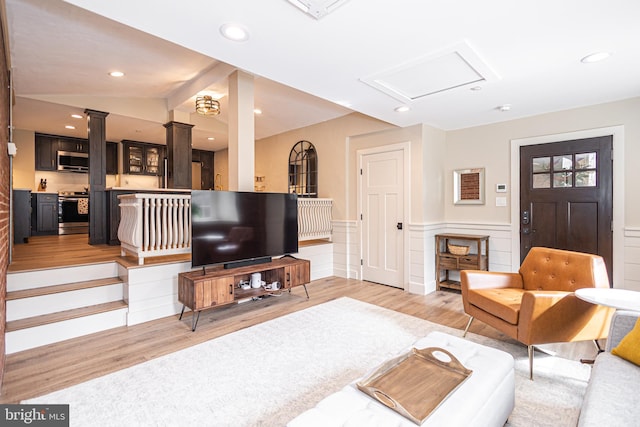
<box><xmin>578</xmin><ymin>310</ymin><xmax>640</xmax><ymax>426</ymax></box>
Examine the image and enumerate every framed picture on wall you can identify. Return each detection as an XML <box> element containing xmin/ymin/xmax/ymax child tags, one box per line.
<box><xmin>454</xmin><ymin>168</ymin><xmax>485</xmax><ymax>205</ymax></box>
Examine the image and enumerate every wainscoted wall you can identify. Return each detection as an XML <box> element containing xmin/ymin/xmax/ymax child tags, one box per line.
<box><xmin>298</xmin><ymin>243</ymin><xmax>334</xmax><ymax>281</ymax></box>
<box><xmin>624</xmin><ymin>228</ymin><xmax>640</xmax><ymax>291</ymax></box>
<box><xmin>408</xmin><ymin>223</ymin><xmax>512</xmax><ymax>295</ymax></box>
<box><xmin>120</xmin><ymin>261</ymin><xmax>192</xmax><ymax>326</ymax></box>
<box><xmin>332</xmin><ymin>218</ymin><xmax>512</xmax><ymax>294</ymax></box>
<box><xmin>335</xmin><ymin>219</ymin><xmax>640</xmax><ymax>294</ymax></box>
<box><xmin>332</xmin><ymin>220</ymin><xmax>359</xmax><ymax>279</ymax></box>
<box><xmin>407</xmin><ymin>223</ymin><xmax>443</xmax><ymax>294</ymax></box>
<box><xmin>121</xmin><ymin>243</ymin><xmax>336</xmax><ymax>326</ymax></box>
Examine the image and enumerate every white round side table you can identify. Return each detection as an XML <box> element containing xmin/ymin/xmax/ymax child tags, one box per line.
<box><xmin>575</xmin><ymin>288</ymin><xmax>640</xmax><ymax>311</ymax></box>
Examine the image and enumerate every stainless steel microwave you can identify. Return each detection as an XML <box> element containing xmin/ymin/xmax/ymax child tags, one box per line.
<box><xmin>57</xmin><ymin>151</ymin><xmax>89</xmax><ymax>173</ymax></box>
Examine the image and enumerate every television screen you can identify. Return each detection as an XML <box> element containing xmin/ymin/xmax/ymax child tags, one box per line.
<box><xmin>191</xmin><ymin>190</ymin><xmax>299</xmax><ymax>268</ymax></box>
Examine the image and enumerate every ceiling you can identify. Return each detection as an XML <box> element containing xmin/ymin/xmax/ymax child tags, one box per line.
<box><xmin>6</xmin><ymin>0</ymin><xmax>640</xmax><ymax>151</ymax></box>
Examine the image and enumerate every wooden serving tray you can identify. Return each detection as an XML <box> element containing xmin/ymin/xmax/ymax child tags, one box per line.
<box><xmin>356</xmin><ymin>347</ymin><xmax>472</xmax><ymax>425</ymax></box>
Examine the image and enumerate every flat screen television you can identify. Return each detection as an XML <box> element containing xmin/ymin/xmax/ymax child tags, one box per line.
<box><xmin>191</xmin><ymin>190</ymin><xmax>299</xmax><ymax>269</ymax></box>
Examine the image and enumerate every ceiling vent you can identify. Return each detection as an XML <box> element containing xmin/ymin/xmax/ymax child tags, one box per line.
<box><xmin>286</xmin><ymin>0</ymin><xmax>351</xmax><ymax>19</ymax></box>
<box><xmin>360</xmin><ymin>41</ymin><xmax>500</xmax><ymax>102</ymax></box>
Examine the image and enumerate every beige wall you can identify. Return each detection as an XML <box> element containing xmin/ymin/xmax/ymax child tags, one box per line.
<box><xmin>444</xmin><ymin>97</ymin><xmax>640</xmax><ymax>226</ymax></box>
<box><xmin>421</xmin><ymin>124</ymin><xmax>447</xmax><ymax>223</ymax></box>
<box><xmin>12</xmin><ymin>129</ymin><xmax>35</xmax><ymax>190</ymax></box>
<box><xmin>206</xmin><ymin>96</ymin><xmax>640</xmax><ymax>230</ymax></box>
<box><xmin>254</xmin><ymin>113</ymin><xmax>395</xmax><ymax>220</ymax></box>
<box><xmin>213</xmin><ymin>149</ymin><xmax>228</xmax><ymax>190</ymax></box>
<box><xmin>347</xmin><ymin>124</ymin><xmax>444</xmax><ymax>223</ymax></box>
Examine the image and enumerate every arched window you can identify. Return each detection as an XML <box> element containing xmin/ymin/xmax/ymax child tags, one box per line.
<box><xmin>288</xmin><ymin>140</ymin><xmax>317</xmax><ymax>197</ymax></box>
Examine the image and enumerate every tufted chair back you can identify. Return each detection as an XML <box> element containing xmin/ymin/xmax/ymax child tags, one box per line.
<box><xmin>519</xmin><ymin>247</ymin><xmax>610</xmax><ymax>292</ymax></box>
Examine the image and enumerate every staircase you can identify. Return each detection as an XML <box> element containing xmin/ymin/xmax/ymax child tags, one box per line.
<box><xmin>5</xmin><ymin>262</ymin><xmax>128</xmax><ymax>354</ymax></box>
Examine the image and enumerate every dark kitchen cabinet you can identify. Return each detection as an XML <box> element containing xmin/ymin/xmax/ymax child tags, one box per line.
<box><xmin>58</xmin><ymin>137</ymin><xmax>89</xmax><ymax>153</ymax></box>
<box><xmin>13</xmin><ymin>189</ymin><xmax>31</xmax><ymax>243</ymax></box>
<box><xmin>31</xmin><ymin>193</ymin><xmax>59</xmax><ymax>236</ymax></box>
<box><xmin>123</xmin><ymin>140</ymin><xmax>165</xmax><ymax>176</ymax></box>
<box><xmin>192</xmin><ymin>149</ymin><xmax>215</xmax><ymax>190</ymax></box>
<box><xmin>35</xmin><ymin>134</ymin><xmax>57</xmax><ymax>171</ymax></box>
<box><xmin>106</xmin><ymin>142</ymin><xmax>118</xmax><ymax>175</ymax></box>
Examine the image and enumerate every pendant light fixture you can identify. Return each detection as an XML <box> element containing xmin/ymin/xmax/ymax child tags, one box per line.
<box><xmin>195</xmin><ymin>95</ymin><xmax>220</xmax><ymax>116</ymax></box>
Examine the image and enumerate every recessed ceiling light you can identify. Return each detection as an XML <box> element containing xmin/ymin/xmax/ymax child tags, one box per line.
<box><xmin>470</xmin><ymin>86</ymin><xmax>482</xmax><ymax>91</ymax></box>
<box><xmin>65</xmin><ymin>125</ymin><xmax>76</xmax><ymax>129</ymax></box>
<box><xmin>207</xmin><ymin>137</ymin><xmax>215</xmax><ymax>141</ymax></box>
<box><xmin>254</xmin><ymin>108</ymin><xmax>262</xmax><ymax>115</ymax></box>
<box><xmin>497</xmin><ymin>104</ymin><xmax>511</xmax><ymax>112</ymax></box>
<box><xmin>70</xmin><ymin>114</ymin><xmax>83</xmax><ymax>119</ymax></box>
<box><xmin>220</xmin><ymin>23</ymin><xmax>250</xmax><ymax>42</ymax></box>
<box><xmin>581</xmin><ymin>52</ymin><xmax>611</xmax><ymax>63</ymax></box>
<box><xmin>109</xmin><ymin>71</ymin><xmax>125</xmax><ymax>77</ymax></box>
<box><xmin>394</xmin><ymin>106</ymin><xmax>410</xmax><ymax>113</ymax></box>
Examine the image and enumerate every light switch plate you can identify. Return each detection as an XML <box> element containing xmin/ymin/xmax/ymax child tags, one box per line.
<box><xmin>496</xmin><ymin>196</ymin><xmax>507</xmax><ymax>207</ymax></box>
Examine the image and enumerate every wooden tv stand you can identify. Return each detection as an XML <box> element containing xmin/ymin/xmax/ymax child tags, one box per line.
<box><xmin>178</xmin><ymin>257</ymin><xmax>311</xmax><ymax>331</ymax></box>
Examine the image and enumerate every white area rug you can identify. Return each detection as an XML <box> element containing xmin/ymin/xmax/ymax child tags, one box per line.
<box><xmin>24</xmin><ymin>297</ymin><xmax>591</xmax><ymax>426</ymax></box>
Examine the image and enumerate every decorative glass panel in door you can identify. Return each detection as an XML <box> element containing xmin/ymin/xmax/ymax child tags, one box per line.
<box><xmin>128</xmin><ymin>146</ymin><xmax>143</xmax><ymax>173</ymax></box>
<box><xmin>146</xmin><ymin>147</ymin><xmax>160</xmax><ymax>174</ymax></box>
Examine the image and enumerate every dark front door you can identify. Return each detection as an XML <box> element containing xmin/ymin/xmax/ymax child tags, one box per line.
<box><xmin>520</xmin><ymin>136</ymin><xmax>613</xmax><ymax>283</ymax></box>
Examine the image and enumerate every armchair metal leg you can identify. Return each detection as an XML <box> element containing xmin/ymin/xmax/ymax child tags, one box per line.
<box><xmin>462</xmin><ymin>317</ymin><xmax>474</xmax><ymax>337</ymax></box>
<box><xmin>528</xmin><ymin>345</ymin><xmax>534</xmax><ymax>380</ymax></box>
<box><xmin>593</xmin><ymin>339</ymin><xmax>603</xmax><ymax>353</ymax></box>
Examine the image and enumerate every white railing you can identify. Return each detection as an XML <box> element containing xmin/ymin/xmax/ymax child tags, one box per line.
<box><xmin>298</xmin><ymin>198</ymin><xmax>333</xmax><ymax>241</ymax></box>
<box><xmin>117</xmin><ymin>193</ymin><xmax>333</xmax><ymax>264</ymax></box>
<box><xmin>118</xmin><ymin>194</ymin><xmax>191</xmax><ymax>265</ymax></box>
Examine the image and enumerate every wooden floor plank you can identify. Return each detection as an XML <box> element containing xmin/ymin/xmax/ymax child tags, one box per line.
<box><xmin>2</xmin><ymin>235</ymin><xmax>598</xmax><ymax>404</ymax></box>
<box><xmin>0</xmin><ymin>277</ymin><xmax>598</xmax><ymax>404</ymax></box>
<box><xmin>6</xmin><ymin>277</ymin><xmax>123</xmax><ymax>300</ymax></box>
<box><xmin>9</xmin><ymin>235</ymin><xmax>122</xmax><ymax>272</ymax></box>
<box><xmin>6</xmin><ymin>301</ymin><xmax>127</xmax><ymax>332</ymax></box>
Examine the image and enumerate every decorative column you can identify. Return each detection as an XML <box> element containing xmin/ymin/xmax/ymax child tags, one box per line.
<box><xmin>164</xmin><ymin>121</ymin><xmax>194</xmax><ymax>189</ymax></box>
<box><xmin>228</xmin><ymin>70</ymin><xmax>255</xmax><ymax>191</ymax></box>
<box><xmin>85</xmin><ymin>109</ymin><xmax>109</xmax><ymax>245</ymax></box>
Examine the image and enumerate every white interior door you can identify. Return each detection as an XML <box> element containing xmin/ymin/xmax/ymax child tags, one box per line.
<box><xmin>361</xmin><ymin>149</ymin><xmax>404</xmax><ymax>288</ymax></box>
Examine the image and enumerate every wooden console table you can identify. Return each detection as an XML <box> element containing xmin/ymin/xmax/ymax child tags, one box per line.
<box><xmin>178</xmin><ymin>257</ymin><xmax>311</xmax><ymax>331</ymax></box>
<box><xmin>435</xmin><ymin>234</ymin><xmax>489</xmax><ymax>291</ymax></box>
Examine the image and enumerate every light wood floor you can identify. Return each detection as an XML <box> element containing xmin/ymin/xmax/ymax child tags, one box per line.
<box><xmin>3</xmin><ymin>235</ymin><xmax>598</xmax><ymax>403</ymax></box>
<box><xmin>8</xmin><ymin>234</ymin><xmax>189</xmax><ymax>272</ymax></box>
<box><xmin>0</xmin><ymin>277</ymin><xmax>599</xmax><ymax>404</ymax></box>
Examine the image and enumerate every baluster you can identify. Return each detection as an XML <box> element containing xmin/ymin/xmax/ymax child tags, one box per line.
<box><xmin>143</xmin><ymin>197</ymin><xmax>149</xmax><ymax>252</ymax></box>
<box><xmin>158</xmin><ymin>197</ymin><xmax>163</xmax><ymax>250</ymax></box>
<box><xmin>185</xmin><ymin>198</ymin><xmax>191</xmax><ymax>248</ymax></box>
<box><xmin>169</xmin><ymin>198</ymin><xmax>176</xmax><ymax>249</ymax></box>
<box><xmin>177</xmin><ymin>199</ymin><xmax>184</xmax><ymax>248</ymax></box>
<box><xmin>149</xmin><ymin>196</ymin><xmax>159</xmax><ymax>249</ymax></box>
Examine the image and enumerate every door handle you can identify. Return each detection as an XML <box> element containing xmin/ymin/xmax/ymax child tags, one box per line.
<box><xmin>397</xmin><ymin>223</ymin><xmax>403</xmax><ymax>230</ymax></box>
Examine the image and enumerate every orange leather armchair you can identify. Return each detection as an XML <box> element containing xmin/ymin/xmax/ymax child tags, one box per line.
<box><xmin>461</xmin><ymin>247</ymin><xmax>614</xmax><ymax>379</ymax></box>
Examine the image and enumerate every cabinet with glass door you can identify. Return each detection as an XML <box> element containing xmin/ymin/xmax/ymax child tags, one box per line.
<box><xmin>122</xmin><ymin>140</ymin><xmax>165</xmax><ymax>176</ymax></box>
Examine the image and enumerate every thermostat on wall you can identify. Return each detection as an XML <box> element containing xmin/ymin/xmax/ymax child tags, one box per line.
<box><xmin>496</xmin><ymin>183</ymin><xmax>507</xmax><ymax>193</ymax></box>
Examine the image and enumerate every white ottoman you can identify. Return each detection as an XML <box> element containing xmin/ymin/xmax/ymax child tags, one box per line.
<box><xmin>288</xmin><ymin>331</ymin><xmax>515</xmax><ymax>427</ymax></box>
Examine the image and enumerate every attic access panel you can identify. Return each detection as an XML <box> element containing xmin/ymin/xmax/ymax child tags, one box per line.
<box><xmin>361</xmin><ymin>41</ymin><xmax>500</xmax><ymax>102</ymax></box>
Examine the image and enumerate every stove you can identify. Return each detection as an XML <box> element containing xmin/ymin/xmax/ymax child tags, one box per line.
<box><xmin>58</xmin><ymin>191</ymin><xmax>89</xmax><ymax>235</ymax></box>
